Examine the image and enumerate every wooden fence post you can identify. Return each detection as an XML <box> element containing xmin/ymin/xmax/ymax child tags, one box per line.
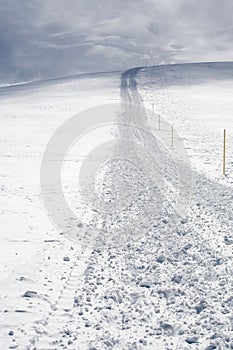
<box><xmin>223</xmin><ymin>129</ymin><xmax>226</xmax><ymax>176</ymax></box>
<box><xmin>171</xmin><ymin>125</ymin><xmax>174</xmax><ymax>148</ymax></box>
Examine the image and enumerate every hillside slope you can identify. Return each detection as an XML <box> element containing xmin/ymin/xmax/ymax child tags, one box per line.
<box><xmin>0</xmin><ymin>63</ymin><xmax>233</xmax><ymax>349</ymax></box>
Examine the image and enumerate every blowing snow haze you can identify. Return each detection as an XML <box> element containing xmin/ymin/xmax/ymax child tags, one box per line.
<box><xmin>1</xmin><ymin>0</ymin><xmax>233</xmax><ymax>84</ymax></box>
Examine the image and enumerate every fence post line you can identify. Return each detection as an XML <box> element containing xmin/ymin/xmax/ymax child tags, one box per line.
<box><xmin>171</xmin><ymin>124</ymin><xmax>174</xmax><ymax>148</ymax></box>
<box><xmin>223</xmin><ymin>129</ymin><xmax>226</xmax><ymax>176</ymax></box>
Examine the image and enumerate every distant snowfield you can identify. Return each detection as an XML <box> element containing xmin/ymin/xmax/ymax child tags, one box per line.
<box><xmin>141</xmin><ymin>62</ymin><xmax>233</xmax><ymax>185</ymax></box>
<box><xmin>0</xmin><ymin>63</ymin><xmax>233</xmax><ymax>349</ymax></box>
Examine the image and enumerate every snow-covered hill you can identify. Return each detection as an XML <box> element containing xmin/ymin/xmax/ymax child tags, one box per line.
<box><xmin>140</xmin><ymin>62</ymin><xmax>233</xmax><ymax>183</ymax></box>
<box><xmin>0</xmin><ymin>63</ymin><xmax>233</xmax><ymax>349</ymax></box>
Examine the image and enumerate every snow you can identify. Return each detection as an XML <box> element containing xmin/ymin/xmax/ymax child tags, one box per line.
<box><xmin>1</xmin><ymin>63</ymin><xmax>233</xmax><ymax>349</ymax></box>
<box><xmin>140</xmin><ymin>62</ymin><xmax>233</xmax><ymax>184</ymax></box>
<box><xmin>0</xmin><ymin>72</ymin><xmax>119</xmax><ymax>349</ymax></box>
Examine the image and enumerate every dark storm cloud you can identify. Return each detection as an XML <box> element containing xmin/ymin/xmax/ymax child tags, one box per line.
<box><xmin>0</xmin><ymin>0</ymin><xmax>233</xmax><ymax>83</ymax></box>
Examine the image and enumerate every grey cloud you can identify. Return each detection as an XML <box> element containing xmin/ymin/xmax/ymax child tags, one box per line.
<box><xmin>0</xmin><ymin>0</ymin><xmax>233</xmax><ymax>84</ymax></box>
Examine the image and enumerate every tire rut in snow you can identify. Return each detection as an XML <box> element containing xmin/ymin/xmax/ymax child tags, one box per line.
<box><xmin>26</xmin><ymin>67</ymin><xmax>233</xmax><ymax>350</ymax></box>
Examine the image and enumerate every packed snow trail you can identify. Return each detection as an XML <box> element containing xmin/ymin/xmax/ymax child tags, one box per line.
<box><xmin>31</xmin><ymin>67</ymin><xmax>233</xmax><ymax>349</ymax></box>
<box><xmin>65</xmin><ymin>68</ymin><xmax>233</xmax><ymax>349</ymax></box>
<box><xmin>2</xmin><ymin>65</ymin><xmax>233</xmax><ymax>350</ymax></box>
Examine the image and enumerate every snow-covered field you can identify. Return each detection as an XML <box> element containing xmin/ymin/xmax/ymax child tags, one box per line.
<box><xmin>141</xmin><ymin>62</ymin><xmax>233</xmax><ymax>184</ymax></box>
<box><xmin>0</xmin><ymin>72</ymin><xmax>120</xmax><ymax>349</ymax></box>
<box><xmin>1</xmin><ymin>63</ymin><xmax>233</xmax><ymax>349</ymax></box>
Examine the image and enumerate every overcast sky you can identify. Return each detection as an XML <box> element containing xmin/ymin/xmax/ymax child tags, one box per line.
<box><xmin>1</xmin><ymin>0</ymin><xmax>233</xmax><ymax>83</ymax></box>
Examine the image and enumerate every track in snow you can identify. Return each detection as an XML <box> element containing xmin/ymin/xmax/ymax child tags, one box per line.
<box><xmin>11</xmin><ymin>66</ymin><xmax>233</xmax><ymax>350</ymax></box>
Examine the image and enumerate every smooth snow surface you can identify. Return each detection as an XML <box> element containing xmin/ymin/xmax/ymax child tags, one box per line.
<box><xmin>0</xmin><ymin>62</ymin><xmax>233</xmax><ymax>349</ymax></box>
